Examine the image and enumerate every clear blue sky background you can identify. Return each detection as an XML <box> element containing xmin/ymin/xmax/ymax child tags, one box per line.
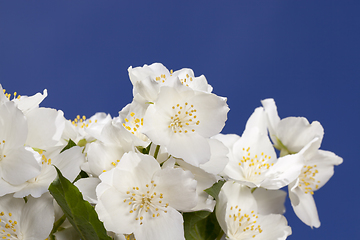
<box><xmin>1</xmin><ymin>1</ymin><xmax>359</xmax><ymax>239</ymax></box>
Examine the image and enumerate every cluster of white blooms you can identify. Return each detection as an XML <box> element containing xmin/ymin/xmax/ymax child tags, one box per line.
<box><xmin>0</xmin><ymin>63</ymin><xmax>342</xmax><ymax>240</ymax></box>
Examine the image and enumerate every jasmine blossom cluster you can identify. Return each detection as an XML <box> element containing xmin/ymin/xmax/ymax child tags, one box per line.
<box><xmin>0</xmin><ymin>63</ymin><xmax>342</xmax><ymax>240</ymax></box>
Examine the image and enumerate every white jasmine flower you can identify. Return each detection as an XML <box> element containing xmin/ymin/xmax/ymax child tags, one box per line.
<box><xmin>216</xmin><ymin>181</ymin><xmax>291</xmax><ymax>240</ymax></box>
<box><xmin>63</xmin><ymin>112</ymin><xmax>112</xmax><ymax>147</ymax></box>
<box><xmin>13</xmin><ymin>146</ymin><xmax>85</xmax><ymax>198</ymax></box>
<box><xmin>0</xmin><ymin>193</ymin><xmax>54</xmax><ymax>240</ymax></box>
<box><xmin>142</xmin><ymin>82</ymin><xmax>229</xmax><ymax>166</ymax></box>
<box><xmin>222</xmin><ymin>108</ymin><xmax>304</xmax><ymax>189</ymax></box>
<box><xmin>261</xmin><ymin>98</ymin><xmax>324</xmax><ymax>156</ymax></box>
<box><xmin>95</xmin><ymin>151</ymin><xmax>197</xmax><ymax>240</ymax></box>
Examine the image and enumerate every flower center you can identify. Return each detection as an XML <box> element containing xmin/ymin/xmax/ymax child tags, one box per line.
<box><xmin>124</xmin><ymin>234</ymin><xmax>136</xmax><ymax>240</ymax></box>
<box><xmin>298</xmin><ymin>164</ymin><xmax>320</xmax><ymax>194</ymax></box>
<box><xmin>122</xmin><ymin>112</ymin><xmax>144</xmax><ymax>135</ymax></box>
<box><xmin>238</xmin><ymin>147</ymin><xmax>274</xmax><ymax>181</ymax></box>
<box><xmin>228</xmin><ymin>206</ymin><xmax>262</xmax><ymax>239</ymax></box>
<box><xmin>0</xmin><ymin>211</ymin><xmax>18</xmax><ymax>240</ymax></box>
<box><xmin>168</xmin><ymin>102</ymin><xmax>199</xmax><ymax>134</ymax></box>
<box><xmin>155</xmin><ymin>74</ymin><xmax>167</xmax><ymax>83</ymax></box>
<box><xmin>179</xmin><ymin>74</ymin><xmax>193</xmax><ymax>87</ymax></box>
<box><xmin>2</xmin><ymin>89</ymin><xmax>21</xmax><ymax>101</ymax></box>
<box><xmin>123</xmin><ymin>180</ymin><xmax>169</xmax><ymax>225</ymax></box>
<box><xmin>40</xmin><ymin>150</ymin><xmax>52</xmax><ymax>166</ymax></box>
<box><xmin>71</xmin><ymin>115</ymin><xmax>98</xmax><ymax>128</ymax></box>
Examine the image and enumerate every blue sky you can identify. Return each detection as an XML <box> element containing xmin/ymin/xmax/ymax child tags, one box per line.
<box><xmin>1</xmin><ymin>1</ymin><xmax>359</xmax><ymax>239</ymax></box>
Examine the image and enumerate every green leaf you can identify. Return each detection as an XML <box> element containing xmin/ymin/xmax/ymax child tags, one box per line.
<box><xmin>183</xmin><ymin>211</ymin><xmax>223</xmax><ymax>240</ymax></box>
<box><xmin>60</xmin><ymin>139</ymin><xmax>77</xmax><ymax>153</ymax></box>
<box><xmin>136</xmin><ymin>142</ymin><xmax>152</xmax><ymax>155</ymax></box>
<box><xmin>73</xmin><ymin>170</ymin><xmax>90</xmax><ymax>183</ymax></box>
<box><xmin>204</xmin><ymin>180</ymin><xmax>226</xmax><ymax>200</ymax></box>
<box><xmin>48</xmin><ymin>167</ymin><xmax>112</xmax><ymax>240</ymax></box>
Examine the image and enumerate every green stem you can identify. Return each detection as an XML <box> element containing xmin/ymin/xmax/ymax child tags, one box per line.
<box><xmin>154</xmin><ymin>145</ymin><xmax>160</xmax><ymax>159</ymax></box>
<box><xmin>216</xmin><ymin>229</ymin><xmax>224</xmax><ymax>240</ymax></box>
<box><xmin>49</xmin><ymin>214</ymin><xmax>67</xmax><ymax>240</ymax></box>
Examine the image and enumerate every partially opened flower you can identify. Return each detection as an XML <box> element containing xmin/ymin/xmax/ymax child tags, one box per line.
<box><xmin>261</xmin><ymin>98</ymin><xmax>324</xmax><ymax>156</ymax></box>
<box><xmin>95</xmin><ymin>151</ymin><xmax>197</xmax><ymax>240</ymax></box>
<box><xmin>216</xmin><ymin>181</ymin><xmax>291</xmax><ymax>240</ymax></box>
<box><xmin>128</xmin><ymin>63</ymin><xmax>212</xmax><ymax>102</ymax></box>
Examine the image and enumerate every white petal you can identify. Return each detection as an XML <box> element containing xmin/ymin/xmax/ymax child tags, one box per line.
<box><xmin>1</xmin><ymin>147</ymin><xmax>41</xmax><ymax>185</ymax></box>
<box><xmin>289</xmin><ymin>181</ymin><xmax>320</xmax><ymax>228</ymax></box>
<box><xmin>253</xmin><ymin>188</ymin><xmax>287</xmax><ymax>215</ymax></box>
<box><xmin>261</xmin><ymin>98</ymin><xmax>280</xmax><ymax>145</ymax></box>
<box><xmin>0</xmin><ymin>179</ymin><xmax>25</xmax><ymax>196</ymax></box>
<box><xmin>262</xmin><ymin>152</ymin><xmax>304</xmax><ymax>190</ymax></box>
<box><xmin>245</xmin><ymin>107</ymin><xmax>267</xmax><ymax>136</ymax></box>
<box><xmin>0</xmin><ymin>193</ymin><xmax>24</xmax><ymax>221</ymax></box>
<box><xmin>20</xmin><ymin>193</ymin><xmax>55</xmax><ymax>239</ymax></box>
<box><xmin>74</xmin><ymin>177</ymin><xmax>101</xmax><ymax>205</ymax></box>
<box><xmin>167</xmin><ymin>132</ymin><xmax>211</xmax><ymax>166</ymax></box>
<box><xmin>276</xmin><ymin>117</ymin><xmax>324</xmax><ymax>154</ymax></box>
<box><xmin>306</xmin><ymin>149</ymin><xmax>343</xmax><ymax>189</ymax></box>
<box><xmin>95</xmin><ymin>186</ymin><xmax>136</xmax><ymax>234</ymax></box>
<box><xmin>25</xmin><ymin>108</ymin><xmax>65</xmax><ymax>149</ymax></box>
<box><xmin>0</xmin><ymin>101</ymin><xmax>28</xmax><ymax>150</ymax></box>
<box><xmin>87</xmin><ymin>142</ymin><xmax>125</xmax><ymax>177</ymax></box>
<box><xmin>200</xmin><ymin>138</ymin><xmax>229</xmax><ymax>175</ymax></box>
<box><xmin>154</xmin><ymin>166</ymin><xmax>197</xmax><ymax>211</ymax></box>
<box><xmin>13</xmin><ymin>165</ymin><xmax>56</xmax><ymax>198</ymax></box>
<box><xmin>133</xmin><ymin>78</ymin><xmax>160</xmax><ymax>102</ymax></box>
<box><xmin>134</xmin><ymin>207</ymin><xmax>185</xmax><ymax>240</ymax></box>
<box><xmin>189</xmin><ymin>91</ymin><xmax>229</xmax><ymax>138</ymax></box>
<box><xmin>14</xmin><ymin>89</ymin><xmax>47</xmax><ymax>113</ymax></box>
<box><xmin>254</xmin><ymin>214</ymin><xmax>291</xmax><ymax>240</ymax></box>
<box><xmin>54</xmin><ymin>146</ymin><xmax>85</xmax><ymax>182</ymax></box>
<box><xmin>174</xmin><ymin>159</ymin><xmax>216</xmax><ymax>211</ymax></box>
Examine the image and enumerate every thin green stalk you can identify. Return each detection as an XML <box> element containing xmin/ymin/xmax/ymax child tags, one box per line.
<box><xmin>49</xmin><ymin>214</ymin><xmax>67</xmax><ymax>240</ymax></box>
<box><xmin>154</xmin><ymin>145</ymin><xmax>160</xmax><ymax>159</ymax></box>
